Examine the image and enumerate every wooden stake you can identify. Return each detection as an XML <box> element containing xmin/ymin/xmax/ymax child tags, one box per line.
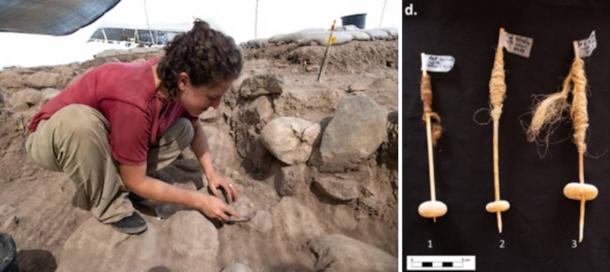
<box><xmin>317</xmin><ymin>20</ymin><xmax>337</xmax><ymax>82</ymax></box>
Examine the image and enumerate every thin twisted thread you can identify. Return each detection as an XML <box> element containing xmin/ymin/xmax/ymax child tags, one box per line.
<box><xmin>421</xmin><ymin>72</ymin><xmax>442</xmax><ymax>146</ymax></box>
<box><xmin>526</xmin><ymin>64</ymin><xmax>573</xmax><ymax>143</ymax></box>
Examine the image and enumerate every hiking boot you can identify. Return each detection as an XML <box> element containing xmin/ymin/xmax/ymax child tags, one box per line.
<box><xmin>110</xmin><ymin>212</ymin><xmax>148</xmax><ymax>234</ymax></box>
<box><xmin>0</xmin><ymin>233</ymin><xmax>17</xmax><ymax>272</ymax></box>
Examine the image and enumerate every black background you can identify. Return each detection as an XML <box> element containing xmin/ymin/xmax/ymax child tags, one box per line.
<box><xmin>403</xmin><ymin>0</ymin><xmax>610</xmax><ymax>271</ymax></box>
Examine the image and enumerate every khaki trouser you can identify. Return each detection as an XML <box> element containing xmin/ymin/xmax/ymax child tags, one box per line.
<box><xmin>25</xmin><ymin>104</ymin><xmax>194</xmax><ymax>223</ymax></box>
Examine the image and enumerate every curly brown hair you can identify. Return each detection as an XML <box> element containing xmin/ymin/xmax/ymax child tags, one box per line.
<box><xmin>156</xmin><ymin>19</ymin><xmax>243</xmax><ymax>100</ymax></box>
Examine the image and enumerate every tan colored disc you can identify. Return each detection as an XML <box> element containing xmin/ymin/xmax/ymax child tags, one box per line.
<box><xmin>485</xmin><ymin>200</ymin><xmax>510</xmax><ymax>213</ymax></box>
<box><xmin>418</xmin><ymin>200</ymin><xmax>448</xmax><ymax>218</ymax></box>
<box><xmin>563</xmin><ymin>182</ymin><xmax>598</xmax><ymax>201</ymax></box>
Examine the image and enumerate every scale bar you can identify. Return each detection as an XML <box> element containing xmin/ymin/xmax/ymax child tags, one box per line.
<box><xmin>407</xmin><ymin>255</ymin><xmax>476</xmax><ymax>271</ymax></box>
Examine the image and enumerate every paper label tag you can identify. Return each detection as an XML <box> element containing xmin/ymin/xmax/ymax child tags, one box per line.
<box><xmin>421</xmin><ymin>53</ymin><xmax>455</xmax><ymax>72</ymax></box>
<box><xmin>501</xmin><ymin>30</ymin><xmax>533</xmax><ymax>58</ymax></box>
<box><xmin>576</xmin><ymin>31</ymin><xmax>597</xmax><ymax>58</ymax></box>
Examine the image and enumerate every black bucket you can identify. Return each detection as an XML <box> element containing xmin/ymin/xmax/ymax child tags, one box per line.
<box><xmin>341</xmin><ymin>13</ymin><xmax>367</xmax><ymax>29</ymax></box>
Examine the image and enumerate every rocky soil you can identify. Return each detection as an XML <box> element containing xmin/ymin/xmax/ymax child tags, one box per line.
<box><xmin>0</xmin><ymin>36</ymin><xmax>398</xmax><ymax>271</ymax></box>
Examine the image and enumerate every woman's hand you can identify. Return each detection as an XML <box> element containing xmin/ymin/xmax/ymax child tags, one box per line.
<box><xmin>196</xmin><ymin>194</ymin><xmax>239</xmax><ymax>222</ymax></box>
<box><xmin>207</xmin><ymin>174</ymin><xmax>239</xmax><ymax>203</ymax></box>
<box><xmin>191</xmin><ymin>121</ymin><xmax>240</xmax><ymax>204</ymax></box>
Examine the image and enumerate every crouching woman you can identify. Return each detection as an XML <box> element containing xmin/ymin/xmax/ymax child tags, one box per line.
<box><xmin>25</xmin><ymin>19</ymin><xmax>242</xmax><ymax>234</ymax></box>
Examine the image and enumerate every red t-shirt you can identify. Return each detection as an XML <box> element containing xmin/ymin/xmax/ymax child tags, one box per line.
<box><xmin>28</xmin><ymin>58</ymin><xmax>197</xmax><ymax>165</ymax></box>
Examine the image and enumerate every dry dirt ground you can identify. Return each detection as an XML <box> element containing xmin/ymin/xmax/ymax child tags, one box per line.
<box><xmin>0</xmin><ymin>39</ymin><xmax>398</xmax><ymax>271</ymax></box>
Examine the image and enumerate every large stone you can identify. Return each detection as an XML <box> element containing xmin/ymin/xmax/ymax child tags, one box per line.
<box><xmin>319</xmin><ymin>95</ymin><xmax>387</xmax><ymax>171</ymax></box>
<box><xmin>25</xmin><ymin>71</ymin><xmax>60</xmax><ymax>88</ymax></box>
<box><xmin>51</xmin><ymin>65</ymin><xmax>77</xmax><ymax>87</ymax></box>
<box><xmin>313</xmin><ymin>175</ymin><xmax>360</xmax><ymax>201</ymax></box>
<box><xmin>274</xmin><ymin>85</ymin><xmax>344</xmax><ymax>121</ymax></box>
<box><xmin>243</xmin><ymin>96</ymin><xmax>274</xmax><ymax>125</ymax></box>
<box><xmin>250</xmin><ymin>210</ymin><xmax>273</xmax><ymax>234</ymax></box>
<box><xmin>58</xmin><ymin>211</ymin><xmax>220</xmax><ymax>271</ymax></box>
<box><xmin>271</xmin><ymin>197</ymin><xmax>325</xmax><ymax>242</ymax></box>
<box><xmin>308</xmin><ymin>234</ymin><xmax>397</xmax><ymax>272</ymax></box>
<box><xmin>223</xmin><ymin>194</ymin><xmax>254</xmax><ymax>221</ymax></box>
<box><xmin>379</xmin><ymin>111</ymin><xmax>398</xmax><ymax>168</ymax></box>
<box><xmin>51</xmin><ymin>65</ymin><xmax>76</xmax><ymax>77</ymax></box>
<box><xmin>332</xmin><ymin>206</ymin><xmax>358</xmax><ymax>231</ymax></box>
<box><xmin>167</xmin><ymin>211</ymin><xmax>219</xmax><ymax>261</ymax></box>
<box><xmin>0</xmin><ymin>71</ymin><xmax>24</xmax><ymax>88</ymax></box>
<box><xmin>201</xmin><ymin>125</ymin><xmax>241</xmax><ymax>172</ymax></box>
<box><xmin>232</xmin><ymin>125</ymin><xmax>274</xmax><ymax>179</ymax></box>
<box><xmin>261</xmin><ymin>117</ymin><xmax>320</xmax><ymax>165</ymax></box>
<box><xmin>357</xmin><ymin>196</ymin><xmax>383</xmax><ymax>217</ymax></box>
<box><xmin>41</xmin><ymin>88</ymin><xmax>60</xmax><ymax>104</ymax></box>
<box><xmin>239</xmin><ymin>74</ymin><xmax>283</xmax><ymax>98</ymax></box>
<box><xmin>10</xmin><ymin>88</ymin><xmax>42</xmax><ymax>111</ymax></box>
<box><xmin>364</xmin><ymin>78</ymin><xmax>398</xmax><ymax>111</ymax></box>
<box><xmin>0</xmin><ymin>233</ymin><xmax>17</xmax><ymax>271</ymax></box>
<box><xmin>199</xmin><ymin>107</ymin><xmax>221</xmax><ymax>122</ymax></box>
<box><xmin>275</xmin><ymin>164</ymin><xmax>306</xmax><ymax>196</ymax></box>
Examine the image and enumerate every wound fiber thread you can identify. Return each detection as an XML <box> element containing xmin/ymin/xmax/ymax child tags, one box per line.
<box><xmin>489</xmin><ymin>41</ymin><xmax>506</xmax><ymax>121</ymax></box>
<box><xmin>420</xmin><ymin>71</ymin><xmax>442</xmax><ymax>146</ymax></box>
<box><xmin>570</xmin><ymin>57</ymin><xmax>588</xmax><ymax>154</ymax></box>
